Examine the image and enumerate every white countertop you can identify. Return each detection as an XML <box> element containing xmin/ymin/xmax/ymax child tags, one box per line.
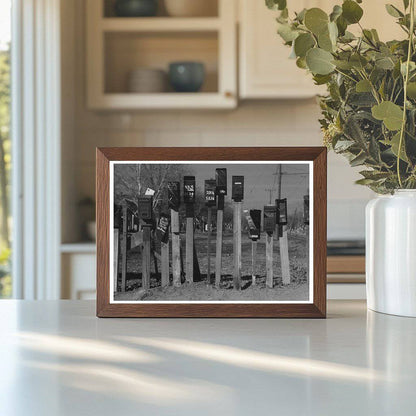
<box><xmin>0</xmin><ymin>300</ymin><xmax>415</xmax><ymax>415</ymax></box>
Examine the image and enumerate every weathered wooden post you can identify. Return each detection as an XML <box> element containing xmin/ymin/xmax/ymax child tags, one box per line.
<box><xmin>138</xmin><ymin>195</ymin><xmax>153</xmax><ymax>290</ymax></box>
<box><xmin>215</xmin><ymin>168</ymin><xmax>227</xmax><ymax>288</ymax></box>
<box><xmin>244</xmin><ymin>209</ymin><xmax>261</xmax><ymax>286</ymax></box>
<box><xmin>276</xmin><ymin>198</ymin><xmax>290</xmax><ymax>285</ymax></box>
<box><xmin>184</xmin><ymin>176</ymin><xmax>196</xmax><ymax>283</ymax></box>
<box><xmin>204</xmin><ymin>179</ymin><xmax>216</xmax><ymax>284</ymax></box>
<box><xmin>113</xmin><ymin>205</ymin><xmax>122</xmax><ymax>293</ymax></box>
<box><xmin>232</xmin><ymin>176</ymin><xmax>244</xmax><ymax>290</ymax></box>
<box><xmin>121</xmin><ymin>202</ymin><xmax>128</xmax><ymax>292</ymax></box>
<box><xmin>304</xmin><ymin>195</ymin><xmax>309</xmax><ymax>226</ymax></box>
<box><xmin>264</xmin><ymin>204</ymin><xmax>277</xmax><ymax>288</ymax></box>
<box><xmin>168</xmin><ymin>182</ymin><xmax>181</xmax><ymax>287</ymax></box>
<box><xmin>156</xmin><ymin>213</ymin><xmax>170</xmax><ymax>287</ymax></box>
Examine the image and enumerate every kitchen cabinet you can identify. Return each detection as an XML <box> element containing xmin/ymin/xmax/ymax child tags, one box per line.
<box><xmin>238</xmin><ymin>0</ymin><xmax>404</xmax><ymax>99</ymax></box>
<box><xmin>239</xmin><ymin>0</ymin><xmax>322</xmax><ymax>99</ymax></box>
<box><xmin>86</xmin><ymin>0</ymin><xmax>237</xmax><ymax>109</ymax></box>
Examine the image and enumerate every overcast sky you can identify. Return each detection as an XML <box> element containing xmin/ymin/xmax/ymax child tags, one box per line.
<box><xmin>185</xmin><ymin>163</ymin><xmax>309</xmax><ymax>213</ymax></box>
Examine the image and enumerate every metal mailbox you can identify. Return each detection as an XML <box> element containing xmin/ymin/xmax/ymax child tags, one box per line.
<box><xmin>138</xmin><ymin>196</ymin><xmax>153</xmax><ymax>221</ymax></box>
<box><xmin>204</xmin><ymin>179</ymin><xmax>216</xmax><ymax>207</ymax></box>
<box><xmin>263</xmin><ymin>205</ymin><xmax>277</xmax><ymax>233</ymax></box>
<box><xmin>304</xmin><ymin>195</ymin><xmax>309</xmax><ymax>225</ymax></box>
<box><xmin>215</xmin><ymin>168</ymin><xmax>227</xmax><ymax>196</ymax></box>
<box><xmin>156</xmin><ymin>213</ymin><xmax>170</xmax><ymax>244</ymax></box>
<box><xmin>276</xmin><ymin>198</ymin><xmax>288</xmax><ymax>225</ymax></box>
<box><xmin>168</xmin><ymin>181</ymin><xmax>180</xmax><ymax>210</ymax></box>
<box><xmin>248</xmin><ymin>209</ymin><xmax>261</xmax><ymax>240</ymax></box>
<box><xmin>183</xmin><ymin>176</ymin><xmax>196</xmax><ymax>204</ymax></box>
<box><xmin>232</xmin><ymin>176</ymin><xmax>244</xmax><ymax>202</ymax></box>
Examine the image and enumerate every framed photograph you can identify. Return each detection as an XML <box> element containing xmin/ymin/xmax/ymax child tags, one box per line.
<box><xmin>96</xmin><ymin>147</ymin><xmax>327</xmax><ymax>318</ymax></box>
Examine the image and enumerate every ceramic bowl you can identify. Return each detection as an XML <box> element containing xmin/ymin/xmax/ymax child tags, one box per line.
<box><xmin>114</xmin><ymin>0</ymin><xmax>158</xmax><ymax>17</ymax></box>
<box><xmin>168</xmin><ymin>62</ymin><xmax>205</xmax><ymax>93</ymax></box>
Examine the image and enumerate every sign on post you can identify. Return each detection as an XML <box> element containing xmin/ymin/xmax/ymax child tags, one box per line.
<box><xmin>264</xmin><ymin>205</ymin><xmax>276</xmax><ymax>288</ymax></box>
<box><xmin>205</xmin><ymin>179</ymin><xmax>216</xmax><ymax>284</ymax></box>
<box><xmin>245</xmin><ymin>209</ymin><xmax>261</xmax><ymax>286</ymax></box>
<box><xmin>168</xmin><ymin>181</ymin><xmax>181</xmax><ymax>287</ymax></box>
<box><xmin>215</xmin><ymin>168</ymin><xmax>227</xmax><ymax>288</ymax></box>
<box><xmin>232</xmin><ymin>175</ymin><xmax>244</xmax><ymax>290</ymax></box>
<box><xmin>276</xmin><ymin>198</ymin><xmax>290</xmax><ymax>285</ymax></box>
<box><xmin>184</xmin><ymin>176</ymin><xmax>196</xmax><ymax>283</ymax></box>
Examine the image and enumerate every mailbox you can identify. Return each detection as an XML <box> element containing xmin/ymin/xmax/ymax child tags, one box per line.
<box><xmin>114</xmin><ymin>204</ymin><xmax>122</xmax><ymax>229</ymax></box>
<box><xmin>232</xmin><ymin>176</ymin><xmax>244</xmax><ymax>202</ymax></box>
<box><xmin>138</xmin><ymin>196</ymin><xmax>153</xmax><ymax>221</ymax></box>
<box><xmin>276</xmin><ymin>198</ymin><xmax>288</xmax><ymax>225</ymax></box>
<box><xmin>263</xmin><ymin>205</ymin><xmax>276</xmax><ymax>234</ymax></box>
<box><xmin>156</xmin><ymin>213</ymin><xmax>170</xmax><ymax>244</ymax></box>
<box><xmin>183</xmin><ymin>176</ymin><xmax>196</xmax><ymax>204</ymax></box>
<box><xmin>215</xmin><ymin>168</ymin><xmax>227</xmax><ymax>196</ymax></box>
<box><xmin>248</xmin><ymin>209</ymin><xmax>261</xmax><ymax>240</ymax></box>
<box><xmin>168</xmin><ymin>181</ymin><xmax>180</xmax><ymax>210</ymax></box>
<box><xmin>304</xmin><ymin>195</ymin><xmax>309</xmax><ymax>225</ymax></box>
<box><xmin>205</xmin><ymin>179</ymin><xmax>216</xmax><ymax>207</ymax></box>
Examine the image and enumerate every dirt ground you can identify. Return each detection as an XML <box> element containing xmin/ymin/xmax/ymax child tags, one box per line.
<box><xmin>114</xmin><ymin>229</ymin><xmax>309</xmax><ymax>302</ymax></box>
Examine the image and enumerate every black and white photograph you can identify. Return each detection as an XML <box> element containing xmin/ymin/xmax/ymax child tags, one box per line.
<box><xmin>110</xmin><ymin>161</ymin><xmax>313</xmax><ymax>303</ymax></box>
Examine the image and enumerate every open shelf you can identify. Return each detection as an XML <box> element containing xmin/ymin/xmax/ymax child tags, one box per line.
<box><xmin>86</xmin><ymin>0</ymin><xmax>236</xmax><ymax>109</ymax></box>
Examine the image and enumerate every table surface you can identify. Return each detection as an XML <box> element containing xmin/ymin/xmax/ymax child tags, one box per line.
<box><xmin>1</xmin><ymin>300</ymin><xmax>415</xmax><ymax>416</ymax></box>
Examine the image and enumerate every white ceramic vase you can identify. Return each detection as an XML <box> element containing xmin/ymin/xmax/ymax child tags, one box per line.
<box><xmin>366</xmin><ymin>190</ymin><xmax>416</xmax><ymax>317</ymax></box>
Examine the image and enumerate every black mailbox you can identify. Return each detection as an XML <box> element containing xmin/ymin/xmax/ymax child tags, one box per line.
<box><xmin>215</xmin><ymin>168</ymin><xmax>227</xmax><ymax>196</ymax></box>
<box><xmin>168</xmin><ymin>181</ymin><xmax>180</xmax><ymax>210</ymax></box>
<box><xmin>248</xmin><ymin>209</ymin><xmax>261</xmax><ymax>240</ymax></box>
<box><xmin>205</xmin><ymin>179</ymin><xmax>216</xmax><ymax>207</ymax></box>
<box><xmin>183</xmin><ymin>176</ymin><xmax>196</xmax><ymax>204</ymax></box>
<box><xmin>232</xmin><ymin>176</ymin><xmax>244</xmax><ymax>202</ymax></box>
<box><xmin>304</xmin><ymin>195</ymin><xmax>309</xmax><ymax>225</ymax></box>
<box><xmin>138</xmin><ymin>196</ymin><xmax>153</xmax><ymax>221</ymax></box>
<box><xmin>276</xmin><ymin>198</ymin><xmax>288</xmax><ymax>225</ymax></box>
<box><xmin>156</xmin><ymin>213</ymin><xmax>170</xmax><ymax>244</ymax></box>
<box><xmin>263</xmin><ymin>205</ymin><xmax>276</xmax><ymax>233</ymax></box>
<box><xmin>114</xmin><ymin>204</ymin><xmax>122</xmax><ymax>229</ymax></box>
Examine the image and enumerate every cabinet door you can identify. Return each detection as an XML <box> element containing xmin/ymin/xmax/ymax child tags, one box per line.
<box><xmin>238</xmin><ymin>0</ymin><xmax>404</xmax><ymax>99</ymax></box>
<box><xmin>239</xmin><ymin>0</ymin><xmax>320</xmax><ymax>99</ymax></box>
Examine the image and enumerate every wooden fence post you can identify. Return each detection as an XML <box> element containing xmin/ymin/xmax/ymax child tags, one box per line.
<box><xmin>251</xmin><ymin>240</ymin><xmax>257</xmax><ymax>286</ymax></box>
<box><xmin>114</xmin><ymin>228</ymin><xmax>119</xmax><ymax>293</ymax></box>
<box><xmin>206</xmin><ymin>206</ymin><xmax>212</xmax><ymax>284</ymax></box>
<box><xmin>121</xmin><ymin>203</ymin><xmax>128</xmax><ymax>292</ymax></box>
<box><xmin>161</xmin><ymin>241</ymin><xmax>169</xmax><ymax>287</ymax></box>
<box><xmin>280</xmin><ymin>225</ymin><xmax>290</xmax><ymax>285</ymax></box>
<box><xmin>233</xmin><ymin>201</ymin><xmax>242</xmax><ymax>290</ymax></box>
<box><xmin>215</xmin><ymin>196</ymin><xmax>224</xmax><ymax>288</ymax></box>
<box><xmin>266</xmin><ymin>234</ymin><xmax>274</xmax><ymax>288</ymax></box>
<box><xmin>185</xmin><ymin>215</ymin><xmax>194</xmax><ymax>283</ymax></box>
<box><xmin>142</xmin><ymin>226</ymin><xmax>151</xmax><ymax>290</ymax></box>
<box><xmin>171</xmin><ymin>209</ymin><xmax>181</xmax><ymax>287</ymax></box>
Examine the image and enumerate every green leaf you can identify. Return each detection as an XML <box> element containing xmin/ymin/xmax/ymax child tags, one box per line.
<box><xmin>372</xmin><ymin>101</ymin><xmax>404</xmax><ymax>130</ymax></box>
<box><xmin>296</xmin><ymin>57</ymin><xmax>307</xmax><ymax>69</ymax></box>
<box><xmin>313</xmin><ymin>74</ymin><xmax>332</xmax><ymax>85</ymax></box>
<box><xmin>350</xmin><ymin>152</ymin><xmax>368</xmax><ymax>167</ymax></box>
<box><xmin>403</xmin><ymin>0</ymin><xmax>410</xmax><ymax>9</ymax></box>
<box><xmin>382</xmin><ymin>132</ymin><xmax>409</xmax><ymax>162</ymax></box>
<box><xmin>266</xmin><ymin>0</ymin><xmax>287</xmax><ymax>11</ymax></box>
<box><xmin>277</xmin><ymin>23</ymin><xmax>299</xmax><ymax>42</ymax></box>
<box><xmin>385</xmin><ymin>4</ymin><xmax>403</xmax><ymax>18</ymax></box>
<box><xmin>375</xmin><ymin>56</ymin><xmax>395</xmax><ymax>70</ymax></box>
<box><xmin>342</xmin><ymin>0</ymin><xmax>363</xmax><ymax>24</ymax></box>
<box><xmin>304</xmin><ymin>8</ymin><xmax>329</xmax><ymax>35</ymax></box>
<box><xmin>330</xmin><ymin>5</ymin><xmax>343</xmax><ymax>22</ymax></box>
<box><xmin>407</xmin><ymin>82</ymin><xmax>416</xmax><ymax>99</ymax></box>
<box><xmin>306</xmin><ymin>48</ymin><xmax>335</xmax><ymax>75</ymax></box>
<box><xmin>294</xmin><ymin>33</ymin><xmax>315</xmax><ymax>57</ymax></box>
<box><xmin>356</xmin><ymin>79</ymin><xmax>372</xmax><ymax>92</ymax></box>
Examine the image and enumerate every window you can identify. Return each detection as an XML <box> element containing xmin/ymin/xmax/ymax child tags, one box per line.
<box><xmin>0</xmin><ymin>0</ymin><xmax>11</xmax><ymax>298</ymax></box>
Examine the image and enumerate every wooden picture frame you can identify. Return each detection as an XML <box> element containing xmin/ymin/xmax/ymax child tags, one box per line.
<box><xmin>96</xmin><ymin>147</ymin><xmax>327</xmax><ymax>318</ymax></box>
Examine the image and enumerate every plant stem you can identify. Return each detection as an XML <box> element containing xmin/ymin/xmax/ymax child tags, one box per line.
<box><xmin>397</xmin><ymin>0</ymin><xmax>415</xmax><ymax>188</ymax></box>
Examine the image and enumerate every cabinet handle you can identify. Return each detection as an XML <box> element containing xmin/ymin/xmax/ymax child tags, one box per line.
<box><xmin>225</xmin><ymin>91</ymin><xmax>234</xmax><ymax>98</ymax></box>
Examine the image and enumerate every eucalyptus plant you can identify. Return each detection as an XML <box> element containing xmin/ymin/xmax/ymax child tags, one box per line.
<box><xmin>266</xmin><ymin>0</ymin><xmax>416</xmax><ymax>193</ymax></box>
